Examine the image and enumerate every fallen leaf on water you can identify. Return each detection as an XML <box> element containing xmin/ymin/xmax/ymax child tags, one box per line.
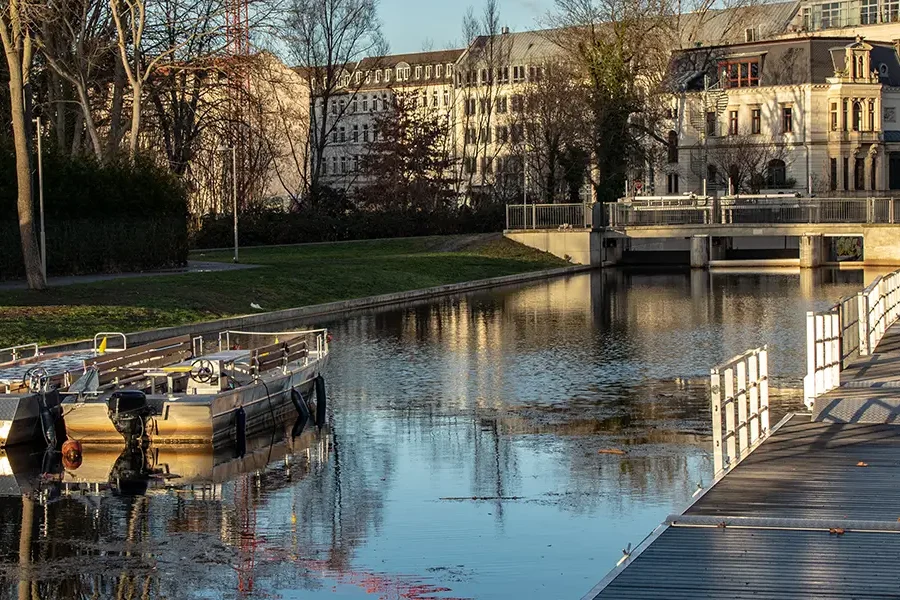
<box><xmin>857</xmin><ymin>461</ymin><xmax>868</xmax><ymax>467</ymax></box>
<box><xmin>829</xmin><ymin>528</ymin><xmax>846</xmax><ymax>535</ymax></box>
<box><xmin>598</xmin><ymin>448</ymin><xmax>627</xmax><ymax>455</ymax></box>
<box><xmin>717</xmin><ymin>522</ymin><xmax>727</xmax><ymax>528</ymax></box>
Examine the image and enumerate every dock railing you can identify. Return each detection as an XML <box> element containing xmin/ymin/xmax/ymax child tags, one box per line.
<box><xmin>505</xmin><ymin>203</ymin><xmax>592</xmax><ymax>230</ymax></box>
<box><xmin>804</xmin><ymin>268</ymin><xmax>900</xmax><ymax>408</ymax></box>
<box><xmin>710</xmin><ymin>346</ymin><xmax>769</xmax><ymax>476</ymax></box>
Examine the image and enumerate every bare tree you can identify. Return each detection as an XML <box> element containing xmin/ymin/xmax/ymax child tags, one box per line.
<box><xmin>697</xmin><ymin>134</ymin><xmax>790</xmax><ymax>194</ymax></box>
<box><xmin>508</xmin><ymin>60</ymin><xmax>590</xmax><ymax>203</ymax></box>
<box><xmin>284</xmin><ymin>0</ymin><xmax>385</xmax><ymax>198</ymax></box>
<box><xmin>0</xmin><ymin>1</ymin><xmax>45</xmax><ymax>288</ymax></box>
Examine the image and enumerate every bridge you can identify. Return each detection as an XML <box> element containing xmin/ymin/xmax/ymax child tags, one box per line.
<box><xmin>504</xmin><ymin>197</ymin><xmax>900</xmax><ymax>267</ymax></box>
<box><xmin>582</xmin><ymin>269</ymin><xmax>900</xmax><ymax>599</ymax></box>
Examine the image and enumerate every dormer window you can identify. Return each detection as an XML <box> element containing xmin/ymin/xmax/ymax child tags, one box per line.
<box><xmin>385</xmin><ymin>69</ymin><xmax>391</xmax><ymax>82</ymax></box>
<box><xmin>436</xmin><ymin>64</ymin><xmax>443</xmax><ymax>78</ymax></box>
<box><xmin>375</xmin><ymin>70</ymin><xmax>381</xmax><ymax>83</ymax></box>
<box><xmin>415</xmin><ymin>66</ymin><xmax>422</xmax><ymax>79</ymax></box>
<box><xmin>744</xmin><ymin>26</ymin><xmax>759</xmax><ymax>42</ymax></box>
<box><xmin>720</xmin><ymin>57</ymin><xmax>760</xmax><ymax>88</ymax></box>
<box><xmin>425</xmin><ymin>65</ymin><xmax>432</xmax><ymax>79</ymax></box>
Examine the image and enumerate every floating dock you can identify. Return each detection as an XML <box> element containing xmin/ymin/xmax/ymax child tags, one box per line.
<box><xmin>584</xmin><ymin>270</ymin><xmax>900</xmax><ymax>600</ymax></box>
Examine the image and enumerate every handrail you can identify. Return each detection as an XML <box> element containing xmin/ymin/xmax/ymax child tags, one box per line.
<box><xmin>710</xmin><ymin>345</ymin><xmax>769</xmax><ymax>476</ymax></box>
<box><xmin>0</xmin><ymin>342</ymin><xmax>39</xmax><ymax>363</ymax></box>
<box><xmin>218</xmin><ymin>329</ymin><xmax>328</xmax><ymax>352</ymax></box>
<box><xmin>804</xmin><ymin>268</ymin><xmax>900</xmax><ymax>408</ymax></box>
<box><xmin>505</xmin><ymin>203</ymin><xmax>592</xmax><ymax>230</ymax></box>
<box><xmin>93</xmin><ymin>332</ymin><xmax>127</xmax><ymax>352</ymax></box>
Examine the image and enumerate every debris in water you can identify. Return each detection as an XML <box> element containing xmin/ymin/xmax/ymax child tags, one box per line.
<box><xmin>597</xmin><ymin>448</ymin><xmax>627</xmax><ymax>455</ymax></box>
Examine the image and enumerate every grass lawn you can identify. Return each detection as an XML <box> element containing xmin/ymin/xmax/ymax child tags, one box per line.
<box><xmin>0</xmin><ymin>235</ymin><xmax>565</xmax><ymax>347</ymax></box>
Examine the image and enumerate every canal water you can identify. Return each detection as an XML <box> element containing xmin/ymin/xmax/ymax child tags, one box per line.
<box><xmin>0</xmin><ymin>268</ymin><xmax>875</xmax><ymax>599</ymax></box>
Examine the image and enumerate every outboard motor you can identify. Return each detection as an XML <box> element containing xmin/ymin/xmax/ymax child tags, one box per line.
<box><xmin>107</xmin><ymin>390</ymin><xmax>153</xmax><ymax>445</ymax></box>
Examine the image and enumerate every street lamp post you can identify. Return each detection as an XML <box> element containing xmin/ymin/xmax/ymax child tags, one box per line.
<box><xmin>219</xmin><ymin>146</ymin><xmax>239</xmax><ymax>263</ymax></box>
<box><xmin>33</xmin><ymin>116</ymin><xmax>46</xmax><ymax>281</ymax></box>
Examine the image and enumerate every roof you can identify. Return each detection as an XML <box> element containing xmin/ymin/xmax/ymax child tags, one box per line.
<box><xmin>676</xmin><ymin>1</ymin><xmax>800</xmax><ymax>48</ymax></box>
<box><xmin>357</xmin><ymin>48</ymin><xmax>464</xmax><ymax>70</ymax></box>
<box><xmin>465</xmin><ymin>29</ymin><xmax>566</xmax><ymax>64</ymax></box>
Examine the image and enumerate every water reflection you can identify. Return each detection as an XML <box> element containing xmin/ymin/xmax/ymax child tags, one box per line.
<box><xmin>0</xmin><ymin>268</ymin><xmax>872</xmax><ymax>599</ymax></box>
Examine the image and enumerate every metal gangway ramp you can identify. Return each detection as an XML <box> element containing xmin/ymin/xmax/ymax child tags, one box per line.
<box><xmin>584</xmin><ymin>269</ymin><xmax>900</xmax><ymax>600</ymax></box>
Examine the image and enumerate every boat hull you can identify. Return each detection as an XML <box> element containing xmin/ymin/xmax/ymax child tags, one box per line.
<box><xmin>61</xmin><ymin>359</ymin><xmax>325</xmax><ymax>447</ymax></box>
<box><xmin>0</xmin><ymin>391</ymin><xmax>63</xmax><ymax>448</ymax></box>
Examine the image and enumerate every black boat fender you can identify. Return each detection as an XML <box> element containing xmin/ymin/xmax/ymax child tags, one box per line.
<box><xmin>315</xmin><ymin>376</ymin><xmax>327</xmax><ymax>427</ymax></box>
<box><xmin>290</xmin><ymin>388</ymin><xmax>311</xmax><ymax>421</ymax></box>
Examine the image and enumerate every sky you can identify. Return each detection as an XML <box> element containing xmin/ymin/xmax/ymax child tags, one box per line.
<box><xmin>378</xmin><ymin>0</ymin><xmax>556</xmax><ymax>54</ymax></box>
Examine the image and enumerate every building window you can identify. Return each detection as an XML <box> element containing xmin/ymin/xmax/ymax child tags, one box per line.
<box><xmin>853</xmin><ymin>101</ymin><xmax>862</xmax><ymax>131</ymax></box>
<box><xmin>667</xmin><ymin>130</ymin><xmax>678</xmax><ymax>163</ymax></box>
<box><xmin>384</xmin><ymin>69</ymin><xmax>391</xmax><ymax>82</ymax></box>
<box><xmin>872</xmin><ymin>157</ymin><xmax>877</xmax><ymax>189</ymax></box>
<box><xmin>355</xmin><ymin>72</ymin><xmax>362</xmax><ymax>84</ymax></box>
<box><xmin>332</xmin><ymin>130</ymin><xmax>337</xmax><ymax>143</ymax></box>
<box><xmin>465</xmin><ymin>98</ymin><xmax>476</xmax><ymax>116</ymax></box>
<box><xmin>365</xmin><ymin>71</ymin><xmax>371</xmax><ymax>83</ymax></box>
<box><xmin>855</xmin><ymin>157</ymin><xmax>865</xmax><ymax>189</ymax></box>
<box><xmin>446</xmin><ymin>64</ymin><xmax>453</xmax><ymax>77</ymax></box>
<box><xmin>720</xmin><ymin>58</ymin><xmax>760</xmax><ymax>88</ymax></box>
<box><xmin>415</xmin><ymin>66</ymin><xmax>422</xmax><ymax>79</ymax></box>
<box><xmin>351</xmin><ymin>99</ymin><xmax>357</xmax><ymax>113</ymax></box>
<box><xmin>820</xmin><ymin>1</ymin><xmax>844</xmax><ymax>28</ymax></box>
<box><xmin>511</xmin><ymin>123</ymin><xmax>523</xmax><ymax>143</ymax></box>
<box><xmin>332</xmin><ymin>156</ymin><xmax>337</xmax><ymax>174</ymax></box>
<box><xmin>497</xmin><ymin>96</ymin><xmax>508</xmax><ymax>113</ymax></box>
<box><xmin>843</xmin><ymin>99</ymin><xmax>848</xmax><ymax>131</ymax></box>
<box><xmin>362</xmin><ymin>96</ymin><xmax>368</xmax><ymax>111</ymax></box>
<box><xmin>707</xmin><ymin>164</ymin><xmax>718</xmax><ymax>188</ymax></box>
<box><xmin>352</xmin><ymin>125</ymin><xmax>358</xmax><ymax>142</ymax></box>
<box><xmin>331</xmin><ymin>100</ymin><xmax>337</xmax><ymax>115</ymax></box>
<box><xmin>465</xmin><ymin>128</ymin><xmax>476</xmax><ymax>144</ymax></box>
<box><xmin>432</xmin><ymin>92</ymin><xmax>438</xmax><ymax>107</ymax></box>
<box><xmin>372</xmin><ymin>97</ymin><xmax>378</xmax><ymax>111</ymax></box>
<box><xmin>706</xmin><ymin>111</ymin><xmax>716</xmax><ymax>136</ymax></box>
<box><xmin>766</xmin><ymin>159</ymin><xmax>786</xmax><ymax>188</ymax></box>
<box><xmin>831</xmin><ymin>102</ymin><xmax>838</xmax><ymax>130</ymax></box>
<box><xmin>497</xmin><ymin>125</ymin><xmax>509</xmax><ymax>143</ymax></box>
<box><xmin>843</xmin><ymin>157</ymin><xmax>849</xmax><ymax>191</ymax></box>
<box><xmin>425</xmin><ymin>65</ymin><xmax>432</xmax><ymax>79</ymax></box>
<box><xmin>375</xmin><ymin>70</ymin><xmax>381</xmax><ymax>83</ymax></box>
<box><xmin>830</xmin><ymin>157</ymin><xmax>837</xmax><ymax>190</ymax></box>
<box><xmin>498</xmin><ymin>66</ymin><xmax>509</xmax><ymax>83</ymax></box>
<box><xmin>382</xmin><ymin>93</ymin><xmax>388</xmax><ymax>110</ymax></box>
<box><xmin>729</xmin><ymin>110</ymin><xmax>738</xmax><ymax>135</ymax></box>
<box><xmin>869</xmin><ymin>100</ymin><xmax>876</xmax><ymax>131</ymax></box>
<box><xmin>481</xmin><ymin>126</ymin><xmax>491</xmax><ymax>144</ymax></box>
<box><xmin>363</xmin><ymin>124</ymin><xmax>369</xmax><ymax>142</ymax></box>
<box><xmin>885</xmin><ymin>0</ymin><xmax>900</xmax><ymax>22</ymax></box>
<box><xmin>513</xmin><ymin>66</ymin><xmax>525</xmax><ymax>82</ymax></box>
<box><xmin>782</xmin><ymin>106</ymin><xmax>793</xmax><ymax>133</ymax></box>
<box><xmin>511</xmin><ymin>94</ymin><xmax>524</xmax><ymax>112</ymax></box>
<box><xmin>464</xmin><ymin>157</ymin><xmax>476</xmax><ymax>174</ymax></box>
<box><xmin>667</xmin><ymin>172</ymin><xmax>679</xmax><ymax>194</ymax></box>
<box><xmin>861</xmin><ymin>0</ymin><xmax>878</xmax><ymax>23</ymax></box>
<box><xmin>479</xmin><ymin>98</ymin><xmax>489</xmax><ymax>114</ymax></box>
<box><xmin>339</xmin><ymin>126</ymin><xmax>345</xmax><ymax>143</ymax></box>
<box><xmin>436</xmin><ymin>64</ymin><xmax>443</xmax><ymax>78</ymax></box>
<box><xmin>529</xmin><ymin>66</ymin><xmax>542</xmax><ymax>81</ymax></box>
<box><xmin>443</xmin><ymin>90</ymin><xmax>450</xmax><ymax>106</ymax></box>
<box><xmin>481</xmin><ymin>156</ymin><xmax>493</xmax><ymax>174</ymax></box>
<box><xmin>751</xmin><ymin>108</ymin><xmax>761</xmax><ymax>134</ymax></box>
<box><xmin>352</xmin><ymin>156</ymin><xmax>358</xmax><ymax>172</ymax></box>
<box><xmin>340</xmin><ymin>156</ymin><xmax>346</xmax><ymax>174</ymax></box>
<box><xmin>744</xmin><ymin>27</ymin><xmax>758</xmax><ymax>42</ymax></box>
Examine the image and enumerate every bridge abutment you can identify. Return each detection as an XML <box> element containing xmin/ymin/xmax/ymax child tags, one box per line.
<box><xmin>800</xmin><ymin>234</ymin><xmax>826</xmax><ymax>268</ymax></box>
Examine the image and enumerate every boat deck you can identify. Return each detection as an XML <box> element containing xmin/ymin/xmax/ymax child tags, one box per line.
<box><xmin>0</xmin><ymin>351</ymin><xmax>96</xmax><ymax>385</ymax></box>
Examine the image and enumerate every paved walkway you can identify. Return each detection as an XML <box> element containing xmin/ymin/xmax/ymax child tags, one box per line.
<box><xmin>0</xmin><ymin>261</ymin><xmax>258</xmax><ymax>291</ymax></box>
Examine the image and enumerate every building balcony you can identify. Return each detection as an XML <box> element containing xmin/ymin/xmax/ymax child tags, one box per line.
<box><xmin>827</xmin><ymin>130</ymin><xmax>882</xmax><ymax>143</ymax></box>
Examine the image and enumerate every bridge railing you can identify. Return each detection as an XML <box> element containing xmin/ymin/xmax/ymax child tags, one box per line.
<box><xmin>506</xmin><ymin>203</ymin><xmax>592</xmax><ymax>230</ymax></box>
<box><xmin>606</xmin><ymin>197</ymin><xmax>900</xmax><ymax>227</ymax></box>
<box><xmin>710</xmin><ymin>346</ymin><xmax>769</xmax><ymax>476</ymax></box>
<box><xmin>804</xmin><ymin>268</ymin><xmax>900</xmax><ymax>408</ymax></box>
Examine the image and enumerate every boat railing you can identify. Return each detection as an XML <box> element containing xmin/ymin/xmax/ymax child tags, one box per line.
<box><xmin>710</xmin><ymin>345</ymin><xmax>770</xmax><ymax>477</ymax></box>
<box><xmin>217</xmin><ymin>329</ymin><xmax>329</xmax><ymax>356</ymax></box>
<box><xmin>93</xmin><ymin>332</ymin><xmax>127</xmax><ymax>352</ymax></box>
<box><xmin>0</xmin><ymin>342</ymin><xmax>40</xmax><ymax>364</ymax></box>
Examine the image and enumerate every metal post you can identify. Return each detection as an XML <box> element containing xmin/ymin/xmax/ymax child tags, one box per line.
<box><xmin>736</xmin><ymin>360</ymin><xmax>748</xmax><ymax>456</ymax></box>
<box><xmin>505</xmin><ymin>204</ymin><xmax>510</xmax><ymax>229</ymax></box>
<box><xmin>759</xmin><ymin>347</ymin><xmax>769</xmax><ymax>434</ymax></box>
<box><xmin>35</xmin><ymin>116</ymin><xmax>46</xmax><ymax>282</ymax></box>
<box><xmin>804</xmin><ymin>311</ymin><xmax>816</xmax><ymax>408</ymax></box>
<box><xmin>748</xmin><ymin>353</ymin><xmax>759</xmax><ymax>444</ymax></box>
<box><xmin>711</xmin><ymin>368</ymin><xmax>723</xmax><ymax>475</ymax></box>
<box><xmin>232</xmin><ymin>146</ymin><xmax>239</xmax><ymax>263</ymax></box>
<box><xmin>723</xmin><ymin>367</ymin><xmax>736</xmax><ymax>467</ymax></box>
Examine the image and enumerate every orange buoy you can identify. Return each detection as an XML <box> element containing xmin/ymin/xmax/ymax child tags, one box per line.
<box><xmin>61</xmin><ymin>439</ymin><xmax>83</xmax><ymax>470</ymax></box>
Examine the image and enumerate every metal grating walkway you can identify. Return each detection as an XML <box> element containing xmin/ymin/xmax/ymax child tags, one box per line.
<box><xmin>587</xmin><ymin>414</ymin><xmax>900</xmax><ymax>599</ymax></box>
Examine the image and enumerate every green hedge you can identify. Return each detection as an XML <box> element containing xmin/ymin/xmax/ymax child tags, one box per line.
<box><xmin>0</xmin><ymin>148</ymin><xmax>188</xmax><ymax>279</ymax></box>
<box><xmin>191</xmin><ymin>203</ymin><xmax>506</xmax><ymax>249</ymax></box>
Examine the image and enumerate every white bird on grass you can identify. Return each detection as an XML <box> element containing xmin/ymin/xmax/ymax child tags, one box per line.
<box><xmin>250</xmin><ymin>302</ymin><xmax>264</xmax><ymax>311</ymax></box>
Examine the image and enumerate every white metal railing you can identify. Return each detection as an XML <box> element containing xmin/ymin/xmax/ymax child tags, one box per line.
<box><xmin>606</xmin><ymin>197</ymin><xmax>900</xmax><ymax>227</ymax></box>
<box><xmin>93</xmin><ymin>332</ymin><xmax>127</xmax><ymax>352</ymax></box>
<box><xmin>0</xmin><ymin>342</ymin><xmax>39</xmax><ymax>364</ymax></box>
<box><xmin>505</xmin><ymin>203</ymin><xmax>592</xmax><ymax>230</ymax></box>
<box><xmin>804</xmin><ymin>268</ymin><xmax>900</xmax><ymax>408</ymax></box>
<box><xmin>710</xmin><ymin>346</ymin><xmax>769</xmax><ymax>476</ymax></box>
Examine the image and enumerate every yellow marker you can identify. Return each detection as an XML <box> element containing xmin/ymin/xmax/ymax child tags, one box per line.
<box><xmin>98</xmin><ymin>337</ymin><xmax>108</xmax><ymax>354</ymax></box>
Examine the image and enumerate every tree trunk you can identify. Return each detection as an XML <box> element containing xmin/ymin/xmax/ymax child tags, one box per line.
<box><xmin>128</xmin><ymin>79</ymin><xmax>141</xmax><ymax>156</ymax></box>
<box><xmin>107</xmin><ymin>53</ymin><xmax>126</xmax><ymax>157</ymax></box>
<box><xmin>3</xmin><ymin>42</ymin><xmax>45</xmax><ymax>289</ymax></box>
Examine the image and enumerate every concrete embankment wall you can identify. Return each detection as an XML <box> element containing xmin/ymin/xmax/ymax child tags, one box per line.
<box><xmin>47</xmin><ymin>264</ymin><xmax>593</xmax><ymax>354</ymax></box>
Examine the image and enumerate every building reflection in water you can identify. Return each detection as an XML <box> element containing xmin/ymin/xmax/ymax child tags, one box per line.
<box><xmin>0</xmin><ymin>267</ymin><xmax>869</xmax><ymax>600</ymax></box>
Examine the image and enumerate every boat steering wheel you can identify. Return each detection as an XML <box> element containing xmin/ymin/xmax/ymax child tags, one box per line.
<box><xmin>189</xmin><ymin>359</ymin><xmax>216</xmax><ymax>384</ymax></box>
<box><xmin>23</xmin><ymin>367</ymin><xmax>50</xmax><ymax>393</ymax></box>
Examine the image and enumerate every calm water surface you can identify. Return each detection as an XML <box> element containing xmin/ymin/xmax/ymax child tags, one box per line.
<box><xmin>0</xmin><ymin>268</ymin><xmax>876</xmax><ymax>599</ymax></box>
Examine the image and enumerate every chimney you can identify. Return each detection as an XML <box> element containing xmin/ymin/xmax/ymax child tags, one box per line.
<box><xmin>501</xmin><ymin>26</ymin><xmax>510</xmax><ymax>34</ymax></box>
